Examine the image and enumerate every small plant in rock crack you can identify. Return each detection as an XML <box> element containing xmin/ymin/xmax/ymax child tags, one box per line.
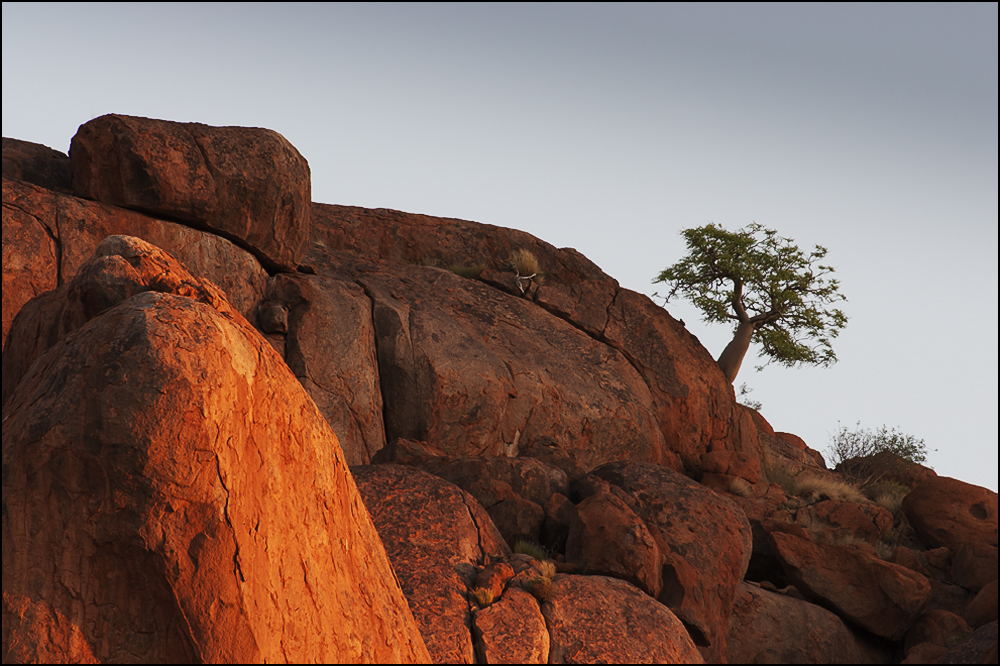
<box><xmin>470</xmin><ymin>586</ymin><xmax>495</xmax><ymax>608</ymax></box>
<box><xmin>536</xmin><ymin>560</ymin><xmax>557</xmax><ymax>579</ymax></box>
<box><xmin>514</xmin><ymin>540</ymin><xmax>548</xmax><ymax>561</ymax></box>
<box><xmin>509</xmin><ymin>248</ymin><xmax>544</xmax><ymax>293</ymax></box>
<box><xmin>447</xmin><ymin>263</ymin><xmax>486</xmax><ymax>279</ymax></box>
<box><xmin>525</xmin><ymin>576</ymin><xmax>554</xmax><ymax>602</ymax></box>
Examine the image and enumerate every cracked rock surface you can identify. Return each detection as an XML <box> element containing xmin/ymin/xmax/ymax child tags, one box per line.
<box><xmin>1</xmin><ymin>237</ymin><xmax>430</xmax><ymax>663</ymax></box>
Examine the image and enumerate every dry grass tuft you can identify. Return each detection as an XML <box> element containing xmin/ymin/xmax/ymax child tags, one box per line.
<box><xmin>537</xmin><ymin>560</ymin><xmax>557</xmax><ymax>579</ymax></box>
<box><xmin>471</xmin><ymin>586</ymin><xmax>495</xmax><ymax>608</ymax></box>
<box><xmin>866</xmin><ymin>479</ymin><xmax>912</xmax><ymax>515</ymax></box>
<box><xmin>728</xmin><ymin>478</ymin><xmax>753</xmax><ymax>497</ymax></box>
<box><xmin>447</xmin><ymin>264</ymin><xmax>486</xmax><ymax>279</ymax></box>
<box><xmin>510</xmin><ymin>249</ymin><xmax>540</xmax><ymax>277</ymax></box>
<box><xmin>793</xmin><ymin>474</ymin><xmax>866</xmax><ymax>503</ymax></box>
<box><xmin>514</xmin><ymin>540</ymin><xmax>547</xmax><ymax>561</ymax></box>
<box><xmin>525</xmin><ymin>576</ymin><xmax>554</xmax><ymax>602</ymax></box>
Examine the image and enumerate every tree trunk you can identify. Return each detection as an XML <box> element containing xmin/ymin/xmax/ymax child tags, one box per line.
<box><xmin>717</xmin><ymin>319</ymin><xmax>756</xmax><ymax>384</ymax></box>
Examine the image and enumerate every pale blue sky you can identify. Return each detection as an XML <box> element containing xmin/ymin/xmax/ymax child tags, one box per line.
<box><xmin>4</xmin><ymin>3</ymin><xmax>997</xmax><ymax>490</ymax></box>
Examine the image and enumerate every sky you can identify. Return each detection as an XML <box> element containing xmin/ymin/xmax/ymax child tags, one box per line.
<box><xmin>3</xmin><ymin>3</ymin><xmax>997</xmax><ymax>491</ymax></box>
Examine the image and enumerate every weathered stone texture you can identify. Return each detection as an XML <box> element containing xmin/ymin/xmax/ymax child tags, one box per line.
<box><xmin>2</xmin><ymin>238</ymin><xmax>429</xmax><ymax>662</ymax></box>
<box><xmin>541</xmin><ymin>575</ymin><xmax>703</xmax><ymax>664</ymax></box>
<box><xmin>70</xmin><ymin>114</ymin><xmax>311</xmax><ymax>270</ymax></box>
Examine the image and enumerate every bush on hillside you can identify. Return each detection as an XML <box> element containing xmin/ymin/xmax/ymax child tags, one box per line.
<box><xmin>827</xmin><ymin>423</ymin><xmax>932</xmax><ymax>490</ymax></box>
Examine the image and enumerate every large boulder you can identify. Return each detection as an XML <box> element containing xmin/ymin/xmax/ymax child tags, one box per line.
<box><xmin>541</xmin><ymin>575</ymin><xmax>703</xmax><ymax>664</ymax></box>
<box><xmin>2</xmin><ymin>137</ymin><xmax>72</xmax><ymax>193</ymax></box>
<box><xmin>70</xmin><ymin>114</ymin><xmax>311</xmax><ymax>270</ymax></box>
<box><xmin>902</xmin><ymin>476</ymin><xmax>998</xmax><ymax>550</ymax></box>
<box><xmin>309</xmin><ymin>204</ymin><xmax>761</xmax><ymax>473</ymax></box>
<box><xmin>320</xmin><ymin>250</ymin><xmax>670</xmax><ymax>472</ymax></box>
<box><xmin>2</xmin><ymin>237</ymin><xmax>429</xmax><ymax>663</ymax></box>
<box><xmin>592</xmin><ymin>460</ymin><xmax>753</xmax><ymax>663</ymax></box>
<box><xmin>2</xmin><ymin>178</ymin><xmax>267</xmax><ymax>351</ymax></box>
<box><xmin>564</xmin><ymin>490</ymin><xmax>663</xmax><ymax>598</ymax></box>
<box><xmin>262</xmin><ymin>273</ymin><xmax>385</xmax><ymax>465</ymax></box>
<box><xmin>351</xmin><ymin>464</ymin><xmax>511</xmax><ymax>664</ymax></box>
<box><xmin>771</xmin><ymin>530</ymin><xmax>932</xmax><ymax>640</ymax></box>
<box><xmin>727</xmin><ymin>582</ymin><xmax>890</xmax><ymax>664</ymax></box>
<box><xmin>472</xmin><ymin>587</ymin><xmax>550</xmax><ymax>664</ymax></box>
<box><xmin>2</xmin><ymin>234</ymin><xmax>261</xmax><ymax>406</ymax></box>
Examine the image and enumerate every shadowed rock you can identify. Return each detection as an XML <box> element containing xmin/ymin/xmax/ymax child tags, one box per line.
<box><xmin>727</xmin><ymin>582</ymin><xmax>891</xmax><ymax>664</ymax></box>
<box><xmin>541</xmin><ymin>575</ymin><xmax>703</xmax><ymax>664</ymax></box>
<box><xmin>592</xmin><ymin>460</ymin><xmax>752</xmax><ymax>663</ymax></box>
<box><xmin>771</xmin><ymin>531</ymin><xmax>931</xmax><ymax>640</ymax></box>
<box><xmin>351</xmin><ymin>464</ymin><xmax>511</xmax><ymax>664</ymax></box>
<box><xmin>70</xmin><ymin>114</ymin><xmax>311</xmax><ymax>270</ymax></box>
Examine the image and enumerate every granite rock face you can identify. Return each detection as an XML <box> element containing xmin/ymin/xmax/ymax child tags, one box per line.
<box><xmin>5</xmin><ymin>117</ymin><xmax>997</xmax><ymax>665</ymax></box>
<box><xmin>902</xmin><ymin>476</ymin><xmax>999</xmax><ymax>550</ymax></box>
<box><xmin>770</xmin><ymin>531</ymin><xmax>931</xmax><ymax>640</ymax></box>
<box><xmin>1</xmin><ymin>238</ymin><xmax>429</xmax><ymax>663</ymax></box>
<box><xmin>2</xmin><ymin>177</ymin><xmax>267</xmax><ymax>351</ymax></box>
<box><xmin>70</xmin><ymin>114</ymin><xmax>311</xmax><ymax>270</ymax></box>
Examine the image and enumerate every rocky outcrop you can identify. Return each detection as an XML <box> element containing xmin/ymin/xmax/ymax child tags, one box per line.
<box><xmin>1</xmin><ymin>237</ymin><xmax>429</xmax><ymax>663</ymax></box>
<box><xmin>70</xmin><ymin>114</ymin><xmax>311</xmax><ymax>270</ymax></box>
<box><xmin>2</xmin><ymin>177</ymin><xmax>267</xmax><ymax>350</ymax></box>
<box><xmin>351</xmin><ymin>464</ymin><xmax>510</xmax><ymax>664</ymax></box>
<box><xmin>309</xmin><ymin>203</ymin><xmax>761</xmax><ymax>473</ymax></box>
<box><xmin>6</xmin><ymin>117</ymin><xmax>997</xmax><ymax>665</ymax></box>
<box><xmin>727</xmin><ymin>582</ymin><xmax>890</xmax><ymax>663</ymax></box>
<box><xmin>902</xmin><ymin>476</ymin><xmax>999</xmax><ymax>550</ymax></box>
<box><xmin>770</xmin><ymin>531</ymin><xmax>931</xmax><ymax>640</ymax></box>
<box><xmin>593</xmin><ymin>460</ymin><xmax>753</xmax><ymax>663</ymax></box>
<box><xmin>541</xmin><ymin>575</ymin><xmax>704</xmax><ymax>663</ymax></box>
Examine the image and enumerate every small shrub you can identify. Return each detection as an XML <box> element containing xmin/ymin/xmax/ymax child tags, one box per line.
<box><xmin>867</xmin><ymin>479</ymin><xmax>912</xmax><ymax>514</ymax></box>
<box><xmin>737</xmin><ymin>382</ymin><xmax>763</xmax><ymax>411</ymax></box>
<box><xmin>728</xmin><ymin>478</ymin><xmax>753</xmax><ymax>497</ymax></box>
<box><xmin>827</xmin><ymin>422</ymin><xmax>933</xmax><ymax>490</ymax></box>
<box><xmin>510</xmin><ymin>249</ymin><xmax>540</xmax><ymax>277</ymax></box>
<box><xmin>514</xmin><ymin>540</ymin><xmax>547</xmax><ymax>561</ymax></box>
<box><xmin>447</xmin><ymin>264</ymin><xmax>485</xmax><ymax>279</ymax></box>
<box><xmin>766</xmin><ymin>460</ymin><xmax>803</xmax><ymax>497</ymax></box>
<box><xmin>874</xmin><ymin>540</ymin><xmax>895</xmax><ymax>560</ymax></box>
<box><xmin>537</xmin><ymin>560</ymin><xmax>557</xmax><ymax>579</ymax></box>
<box><xmin>793</xmin><ymin>474</ymin><xmax>866</xmax><ymax>503</ymax></box>
<box><xmin>525</xmin><ymin>576</ymin><xmax>553</xmax><ymax>602</ymax></box>
<box><xmin>470</xmin><ymin>586</ymin><xmax>495</xmax><ymax>608</ymax></box>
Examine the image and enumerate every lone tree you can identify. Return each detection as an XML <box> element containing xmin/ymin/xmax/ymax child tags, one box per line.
<box><xmin>654</xmin><ymin>222</ymin><xmax>848</xmax><ymax>383</ymax></box>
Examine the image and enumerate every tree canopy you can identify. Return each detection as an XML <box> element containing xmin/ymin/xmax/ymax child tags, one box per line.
<box><xmin>653</xmin><ymin>222</ymin><xmax>848</xmax><ymax>383</ymax></box>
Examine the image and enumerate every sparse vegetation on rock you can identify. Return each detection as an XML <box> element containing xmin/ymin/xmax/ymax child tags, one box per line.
<box><xmin>4</xmin><ymin>116</ymin><xmax>994</xmax><ymax>666</ymax></box>
<box><xmin>653</xmin><ymin>222</ymin><xmax>848</xmax><ymax>383</ymax></box>
<box><xmin>827</xmin><ymin>422</ymin><xmax>933</xmax><ymax>490</ymax></box>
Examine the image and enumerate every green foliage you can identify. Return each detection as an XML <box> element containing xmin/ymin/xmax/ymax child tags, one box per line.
<box><xmin>827</xmin><ymin>422</ymin><xmax>933</xmax><ymax>490</ymax></box>
<box><xmin>514</xmin><ymin>540</ymin><xmax>547</xmax><ymax>561</ymax></box>
<box><xmin>737</xmin><ymin>382</ymin><xmax>763</xmax><ymax>411</ymax></box>
<box><xmin>653</xmin><ymin>222</ymin><xmax>848</xmax><ymax>371</ymax></box>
